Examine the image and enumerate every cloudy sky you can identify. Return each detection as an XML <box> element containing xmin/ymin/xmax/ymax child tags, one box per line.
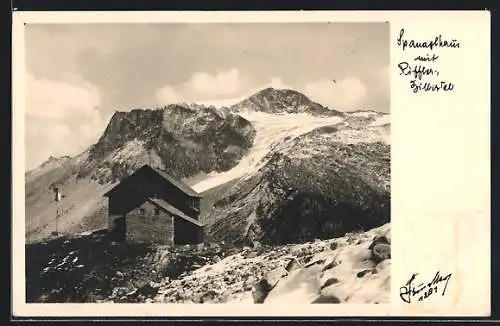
<box><xmin>25</xmin><ymin>23</ymin><xmax>389</xmax><ymax>170</ymax></box>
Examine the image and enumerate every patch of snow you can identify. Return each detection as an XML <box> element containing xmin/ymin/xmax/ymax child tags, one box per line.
<box><xmin>348</xmin><ymin>111</ymin><xmax>378</xmax><ymax>118</ymax></box>
<box><xmin>77</xmin><ymin>231</ymin><xmax>93</xmax><ymax>236</ymax></box>
<box><xmin>191</xmin><ymin>112</ymin><xmax>343</xmax><ymax>192</ymax></box>
<box><xmin>369</xmin><ymin>114</ymin><xmax>391</xmax><ymax>127</ymax></box>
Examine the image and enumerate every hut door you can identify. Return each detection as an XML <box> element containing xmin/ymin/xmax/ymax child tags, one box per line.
<box><xmin>115</xmin><ymin>215</ymin><xmax>126</xmax><ymax>241</ymax></box>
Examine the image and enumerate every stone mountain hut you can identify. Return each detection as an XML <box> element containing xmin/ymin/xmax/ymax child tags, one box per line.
<box><xmin>103</xmin><ymin>164</ymin><xmax>204</xmax><ymax>246</ymax></box>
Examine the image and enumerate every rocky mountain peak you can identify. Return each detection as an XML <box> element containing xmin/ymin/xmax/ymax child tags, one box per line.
<box><xmin>89</xmin><ymin>109</ymin><xmax>164</xmax><ymax>161</ymax></box>
<box><xmin>231</xmin><ymin>87</ymin><xmax>344</xmax><ymax>117</ymax></box>
<box><xmin>46</xmin><ymin>155</ymin><xmax>71</xmax><ymax>162</ymax></box>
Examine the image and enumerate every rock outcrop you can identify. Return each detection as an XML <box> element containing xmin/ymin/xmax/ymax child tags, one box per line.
<box><xmin>79</xmin><ymin>104</ymin><xmax>257</xmax><ymax>184</ymax></box>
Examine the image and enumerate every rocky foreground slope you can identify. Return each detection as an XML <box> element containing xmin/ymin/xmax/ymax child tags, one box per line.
<box><xmin>26</xmin><ymin>223</ymin><xmax>390</xmax><ymax>304</ymax></box>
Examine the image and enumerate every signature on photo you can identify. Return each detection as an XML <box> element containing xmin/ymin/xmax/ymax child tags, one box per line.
<box><xmin>399</xmin><ymin>271</ymin><xmax>452</xmax><ymax>303</ymax></box>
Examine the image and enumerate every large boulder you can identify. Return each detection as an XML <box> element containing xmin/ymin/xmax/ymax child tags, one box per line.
<box><xmin>252</xmin><ymin>266</ymin><xmax>288</xmax><ymax>303</ymax></box>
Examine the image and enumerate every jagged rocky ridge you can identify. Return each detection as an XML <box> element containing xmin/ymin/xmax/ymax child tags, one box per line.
<box><xmin>25</xmin><ymin>155</ymin><xmax>72</xmax><ymax>183</ymax></box>
<box><xmin>78</xmin><ymin>104</ymin><xmax>256</xmax><ymax>183</ymax></box>
<box><xmin>205</xmin><ymin>122</ymin><xmax>390</xmax><ymax>245</ymax></box>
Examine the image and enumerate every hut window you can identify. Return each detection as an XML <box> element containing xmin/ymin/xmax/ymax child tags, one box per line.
<box><xmin>139</xmin><ymin>208</ymin><xmax>145</xmax><ymax>216</ymax></box>
<box><xmin>154</xmin><ymin>207</ymin><xmax>160</xmax><ymax>216</ymax></box>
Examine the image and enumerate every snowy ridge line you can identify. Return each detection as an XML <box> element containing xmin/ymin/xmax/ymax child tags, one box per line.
<box><xmin>192</xmin><ymin>112</ymin><xmax>343</xmax><ymax>193</ymax></box>
<box><xmin>192</xmin><ymin>111</ymin><xmax>390</xmax><ymax>193</ymax></box>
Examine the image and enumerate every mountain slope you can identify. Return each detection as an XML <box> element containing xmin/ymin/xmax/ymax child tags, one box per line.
<box><xmin>191</xmin><ymin>112</ymin><xmax>345</xmax><ymax>193</ymax></box>
<box><xmin>25</xmin><ymin>155</ymin><xmax>72</xmax><ymax>183</ymax></box>
<box><xmin>191</xmin><ymin>92</ymin><xmax>388</xmax><ymax>193</ymax></box>
<box><xmin>204</xmin><ymin>121</ymin><xmax>390</xmax><ymax>245</ymax></box>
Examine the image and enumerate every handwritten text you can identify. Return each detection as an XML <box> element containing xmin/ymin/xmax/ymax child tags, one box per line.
<box><xmin>396</xmin><ymin>28</ymin><xmax>460</xmax><ymax>94</ymax></box>
<box><xmin>400</xmin><ymin>271</ymin><xmax>452</xmax><ymax>303</ymax></box>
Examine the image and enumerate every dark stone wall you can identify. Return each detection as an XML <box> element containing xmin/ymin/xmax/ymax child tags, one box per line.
<box><xmin>125</xmin><ymin>201</ymin><xmax>174</xmax><ymax>245</ymax></box>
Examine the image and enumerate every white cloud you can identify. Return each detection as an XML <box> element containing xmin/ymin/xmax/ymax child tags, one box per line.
<box><xmin>155</xmin><ymin>68</ymin><xmax>244</xmax><ymax>105</ymax></box>
<box><xmin>187</xmin><ymin>68</ymin><xmax>242</xmax><ymax>97</ymax></box>
<box><xmin>379</xmin><ymin>65</ymin><xmax>390</xmax><ymax>82</ymax></box>
<box><xmin>355</xmin><ymin>64</ymin><xmax>390</xmax><ymax>112</ymax></box>
<box><xmin>303</xmin><ymin>77</ymin><xmax>367</xmax><ymax>111</ymax></box>
<box><xmin>243</xmin><ymin>76</ymin><xmax>293</xmax><ymax>95</ymax></box>
<box><xmin>156</xmin><ymin>72</ymin><xmax>371</xmax><ymax>112</ymax></box>
<box><xmin>193</xmin><ymin>76</ymin><xmax>295</xmax><ymax>107</ymax></box>
<box><xmin>155</xmin><ymin>85</ymin><xmax>185</xmax><ymax>105</ymax></box>
<box><xmin>26</xmin><ymin>73</ymin><xmax>101</xmax><ymax>120</ymax></box>
<box><xmin>267</xmin><ymin>77</ymin><xmax>292</xmax><ymax>89</ymax></box>
<box><xmin>26</xmin><ymin>72</ymin><xmax>107</xmax><ymax>170</ymax></box>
